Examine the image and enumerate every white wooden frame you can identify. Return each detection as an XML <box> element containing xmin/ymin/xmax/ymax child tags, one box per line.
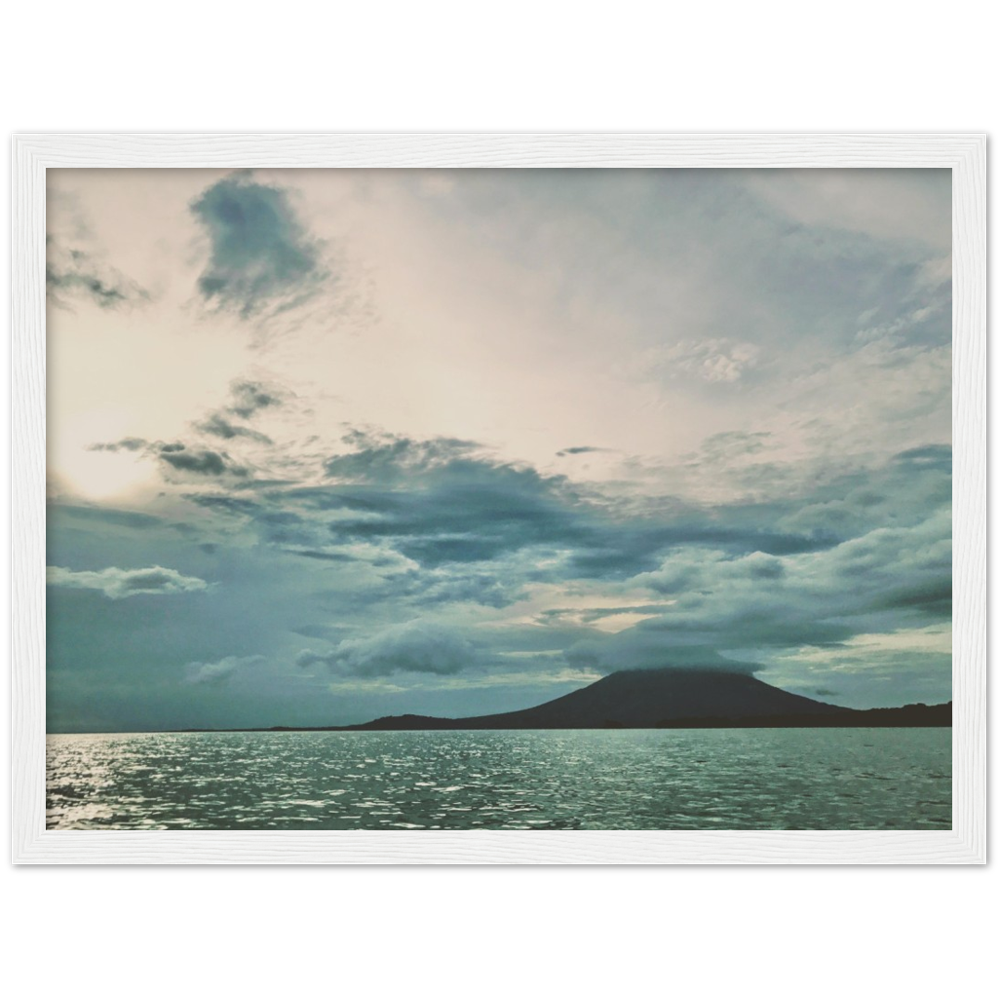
<box><xmin>11</xmin><ymin>133</ymin><xmax>987</xmax><ymax>864</ymax></box>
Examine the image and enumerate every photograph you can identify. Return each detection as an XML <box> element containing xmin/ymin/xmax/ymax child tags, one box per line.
<box><xmin>43</xmin><ymin>164</ymin><xmax>955</xmax><ymax>834</ymax></box>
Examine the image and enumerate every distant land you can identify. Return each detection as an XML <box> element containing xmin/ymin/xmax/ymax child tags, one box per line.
<box><xmin>177</xmin><ymin>669</ymin><xmax>953</xmax><ymax>733</ymax></box>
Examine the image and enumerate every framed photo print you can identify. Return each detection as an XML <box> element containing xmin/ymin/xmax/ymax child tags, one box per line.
<box><xmin>11</xmin><ymin>133</ymin><xmax>987</xmax><ymax>863</ymax></box>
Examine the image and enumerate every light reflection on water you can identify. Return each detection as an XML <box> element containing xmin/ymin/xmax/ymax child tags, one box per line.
<box><xmin>46</xmin><ymin>728</ymin><xmax>951</xmax><ymax>831</ymax></box>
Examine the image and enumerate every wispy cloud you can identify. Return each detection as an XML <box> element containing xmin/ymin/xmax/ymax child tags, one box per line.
<box><xmin>193</xmin><ymin>378</ymin><xmax>288</xmax><ymax>443</ymax></box>
<box><xmin>185</xmin><ymin>654</ymin><xmax>263</xmax><ymax>686</ymax></box>
<box><xmin>89</xmin><ymin>438</ymin><xmax>249</xmax><ymax>480</ymax></box>
<box><xmin>46</xmin><ymin>235</ymin><xmax>148</xmax><ymax>311</ymax></box>
<box><xmin>47</xmin><ymin>565</ymin><xmax>210</xmax><ymax>599</ymax></box>
<box><xmin>196</xmin><ymin>413</ymin><xmax>273</xmax><ymax>444</ymax></box>
<box><xmin>556</xmin><ymin>446</ymin><xmax>608</xmax><ymax>457</ymax></box>
<box><xmin>647</xmin><ymin>338</ymin><xmax>762</xmax><ymax>384</ymax></box>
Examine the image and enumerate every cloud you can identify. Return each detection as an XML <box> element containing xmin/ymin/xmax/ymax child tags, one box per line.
<box><xmin>694</xmin><ymin>431</ymin><xmax>773</xmax><ymax>464</ymax></box>
<box><xmin>226</xmin><ymin>379</ymin><xmax>287</xmax><ymax>419</ymax></box>
<box><xmin>556</xmin><ymin>446</ymin><xmax>607</xmax><ymax>457</ymax></box>
<box><xmin>286</xmin><ymin>549</ymin><xmax>357</xmax><ymax>563</ymax></box>
<box><xmin>185</xmin><ymin>654</ymin><xmax>263</xmax><ymax>686</ymax></box>
<box><xmin>185</xmin><ymin>494</ymin><xmax>262</xmax><ymax>516</ymax></box>
<box><xmin>196</xmin><ymin>413</ymin><xmax>273</xmax><ymax>444</ymax></box>
<box><xmin>646</xmin><ymin>338</ymin><xmax>761</xmax><ymax>384</ymax></box>
<box><xmin>47</xmin><ymin>565</ymin><xmax>210</xmax><ymax>599</ymax></box>
<box><xmin>411</xmin><ymin>570</ymin><xmax>522</xmax><ymax>609</ymax></box>
<box><xmin>572</xmin><ymin>499</ymin><xmax>950</xmax><ymax>668</ymax></box>
<box><xmin>297</xmin><ymin>620</ymin><xmax>477</xmax><ymax>677</ymax></box>
<box><xmin>743</xmin><ymin>169</ymin><xmax>952</xmax><ymax>250</ymax></box>
<box><xmin>88</xmin><ymin>437</ymin><xmax>148</xmax><ymax>454</ymax></box>
<box><xmin>46</xmin><ymin>235</ymin><xmax>148</xmax><ymax>310</ymax></box>
<box><xmin>192</xmin><ymin>378</ymin><xmax>288</xmax><ymax>443</ymax></box>
<box><xmin>89</xmin><ymin>438</ymin><xmax>248</xmax><ymax>479</ymax></box>
<box><xmin>190</xmin><ymin>173</ymin><xmax>326</xmax><ymax>318</ymax></box>
<box><xmin>176</xmin><ymin>428</ymin><xmax>949</xmax><ymax>695</ymax></box>
<box><xmin>199</xmin><ymin>428</ymin><xmax>862</xmax><ymax>586</ymax></box>
<box><xmin>567</xmin><ymin>640</ymin><xmax>759</xmax><ymax>674</ymax></box>
<box><xmin>324</xmin><ymin>429</ymin><xmax>482</xmax><ymax>483</ymax></box>
<box><xmin>316</xmin><ymin>442</ymin><xmax>596</xmax><ymax>569</ymax></box>
<box><xmin>159</xmin><ymin>447</ymin><xmax>235</xmax><ymax>477</ymax></box>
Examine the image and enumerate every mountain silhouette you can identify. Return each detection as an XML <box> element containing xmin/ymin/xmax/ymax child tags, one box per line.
<box><xmin>176</xmin><ymin>668</ymin><xmax>951</xmax><ymax>733</ymax></box>
<box><xmin>343</xmin><ymin>668</ymin><xmax>846</xmax><ymax>730</ymax></box>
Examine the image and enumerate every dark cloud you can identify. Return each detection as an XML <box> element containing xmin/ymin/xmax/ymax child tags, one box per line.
<box><xmin>196</xmin><ymin>412</ymin><xmax>273</xmax><ymax>444</ymax></box>
<box><xmin>251</xmin><ymin>510</ymin><xmax>319</xmax><ymax>547</ymax></box>
<box><xmin>319</xmin><ymin>473</ymin><xmax>589</xmax><ymax>569</ymax></box>
<box><xmin>190</xmin><ymin>174</ymin><xmax>326</xmax><ymax>318</ymax></box>
<box><xmin>566</xmin><ymin>603</ymin><xmax>853</xmax><ymax>674</ymax></box>
<box><xmin>46</xmin><ymin>236</ymin><xmax>148</xmax><ymax>311</ymax></box>
<box><xmin>190</xmin><ymin>378</ymin><xmax>287</xmax><ymax>449</ymax></box>
<box><xmin>189</xmin><ymin>430</ymin><xmax>947</xmax><ymax>609</ymax></box>
<box><xmin>297</xmin><ymin>621</ymin><xmax>477</xmax><ymax>678</ymax></box>
<box><xmin>226</xmin><ymin>379</ymin><xmax>286</xmax><ymax>419</ymax></box>
<box><xmin>563</xmin><ymin>522</ymin><xmax>833</xmax><ymax>580</ymax></box>
<box><xmin>872</xmin><ymin>579</ymin><xmax>951</xmax><ymax>617</ymax></box>
<box><xmin>742</xmin><ymin>552</ymin><xmax>786</xmax><ymax>579</ymax></box>
<box><xmin>160</xmin><ymin>446</ymin><xmax>247</xmax><ymax>476</ymax></box>
<box><xmin>585</xmin><ymin>501</ymin><xmax>951</xmax><ymax>665</ymax></box>
<box><xmin>287</xmin><ymin>549</ymin><xmax>358</xmax><ymax>563</ymax></box>
<box><xmin>324</xmin><ymin>430</ymin><xmax>482</xmax><ymax>482</ymax></box>
<box><xmin>568</xmin><ymin>640</ymin><xmax>759</xmax><ymax>674</ymax></box>
<box><xmin>88</xmin><ymin>437</ymin><xmax>148</xmax><ymax>453</ymax></box>
<box><xmin>556</xmin><ymin>446</ymin><xmax>607</xmax><ymax>457</ymax></box>
<box><xmin>315</xmin><ymin>432</ymin><xmax>845</xmax><ymax>578</ymax></box>
<box><xmin>169</xmin><ymin>429</ymin><xmax>950</xmax><ymax>685</ymax></box>
<box><xmin>89</xmin><ymin>438</ymin><xmax>248</xmax><ymax>480</ymax></box>
<box><xmin>47</xmin><ymin>565</ymin><xmax>209</xmax><ymax>600</ymax></box>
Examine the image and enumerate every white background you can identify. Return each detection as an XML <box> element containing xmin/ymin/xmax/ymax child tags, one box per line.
<box><xmin>4</xmin><ymin>873</ymin><xmax>996</xmax><ymax>1000</ymax></box>
<box><xmin>0</xmin><ymin>0</ymin><xmax>997</xmax><ymax>129</ymax></box>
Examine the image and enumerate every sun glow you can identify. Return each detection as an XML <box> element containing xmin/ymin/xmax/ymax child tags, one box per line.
<box><xmin>51</xmin><ymin>407</ymin><xmax>155</xmax><ymax>500</ymax></box>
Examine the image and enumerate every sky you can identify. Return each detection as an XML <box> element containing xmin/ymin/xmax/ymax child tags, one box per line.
<box><xmin>45</xmin><ymin>167</ymin><xmax>952</xmax><ymax>732</ymax></box>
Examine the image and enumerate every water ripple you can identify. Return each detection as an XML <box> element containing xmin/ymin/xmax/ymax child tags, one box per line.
<box><xmin>46</xmin><ymin>728</ymin><xmax>951</xmax><ymax>831</ymax></box>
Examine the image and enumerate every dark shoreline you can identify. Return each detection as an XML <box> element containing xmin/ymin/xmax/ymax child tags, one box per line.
<box><xmin>45</xmin><ymin>701</ymin><xmax>953</xmax><ymax>736</ymax></box>
<box><xmin>151</xmin><ymin>701</ymin><xmax>949</xmax><ymax>735</ymax></box>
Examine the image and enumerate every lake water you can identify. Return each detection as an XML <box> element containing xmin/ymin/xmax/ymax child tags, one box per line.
<box><xmin>46</xmin><ymin>728</ymin><xmax>951</xmax><ymax>831</ymax></box>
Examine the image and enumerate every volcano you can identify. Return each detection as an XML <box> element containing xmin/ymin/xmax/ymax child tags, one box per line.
<box><xmin>343</xmin><ymin>668</ymin><xmax>847</xmax><ymax>731</ymax></box>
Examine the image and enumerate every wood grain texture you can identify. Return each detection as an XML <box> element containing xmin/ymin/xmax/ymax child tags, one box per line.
<box><xmin>11</xmin><ymin>134</ymin><xmax>988</xmax><ymax>865</ymax></box>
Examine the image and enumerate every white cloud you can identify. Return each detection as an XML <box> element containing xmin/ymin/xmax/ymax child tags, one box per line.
<box><xmin>47</xmin><ymin>565</ymin><xmax>210</xmax><ymax>599</ymax></box>
<box><xmin>297</xmin><ymin>620</ymin><xmax>477</xmax><ymax>677</ymax></box>
<box><xmin>641</xmin><ymin>338</ymin><xmax>761</xmax><ymax>384</ymax></box>
<box><xmin>185</xmin><ymin>655</ymin><xmax>263</xmax><ymax>686</ymax></box>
